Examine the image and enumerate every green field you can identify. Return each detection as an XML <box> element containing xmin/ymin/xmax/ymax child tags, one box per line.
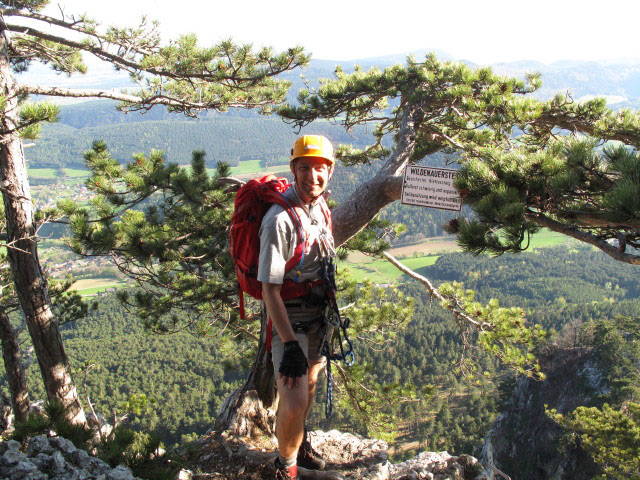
<box><xmin>76</xmin><ymin>283</ymin><xmax>125</xmax><ymax>296</ymax></box>
<box><xmin>528</xmin><ymin>229</ymin><xmax>569</xmax><ymax>249</ymax></box>
<box><xmin>342</xmin><ymin>229</ymin><xmax>569</xmax><ymax>284</ymax></box>
<box><xmin>71</xmin><ymin>278</ymin><xmax>125</xmax><ymax>296</ymax></box>
<box><xmin>342</xmin><ymin>254</ymin><xmax>441</xmax><ymax>283</ymax></box>
<box><xmin>28</xmin><ymin>168</ymin><xmax>58</xmax><ymax>178</ymax></box>
<box><xmin>64</xmin><ymin>168</ymin><xmax>90</xmax><ymax>178</ymax></box>
<box><xmin>28</xmin><ymin>167</ymin><xmax>90</xmax><ymax>178</ymax></box>
<box><xmin>229</xmin><ymin>160</ymin><xmax>289</xmax><ymax>176</ymax></box>
<box><xmin>30</xmin><ymin>160</ymin><xmax>285</xmax><ymax>181</ymax></box>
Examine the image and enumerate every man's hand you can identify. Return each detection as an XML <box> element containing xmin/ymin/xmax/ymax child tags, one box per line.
<box><xmin>279</xmin><ymin>340</ymin><xmax>309</xmax><ymax>388</ymax></box>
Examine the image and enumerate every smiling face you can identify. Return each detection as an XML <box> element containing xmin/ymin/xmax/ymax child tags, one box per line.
<box><xmin>291</xmin><ymin>156</ymin><xmax>333</xmax><ymax>205</ymax></box>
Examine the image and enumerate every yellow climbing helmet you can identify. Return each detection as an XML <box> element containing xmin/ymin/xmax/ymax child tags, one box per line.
<box><xmin>290</xmin><ymin>135</ymin><xmax>335</xmax><ymax>165</ymax></box>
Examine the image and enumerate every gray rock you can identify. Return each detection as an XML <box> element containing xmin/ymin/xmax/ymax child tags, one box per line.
<box><xmin>50</xmin><ymin>450</ymin><xmax>67</xmax><ymax>475</ymax></box>
<box><xmin>27</xmin><ymin>435</ymin><xmax>54</xmax><ymax>456</ymax></box>
<box><xmin>3</xmin><ymin>442</ymin><xmax>19</xmax><ymax>453</ymax></box>
<box><xmin>87</xmin><ymin>456</ymin><xmax>111</xmax><ymax>475</ymax></box>
<box><xmin>30</xmin><ymin>452</ymin><xmax>52</xmax><ymax>470</ymax></box>
<box><xmin>49</xmin><ymin>436</ymin><xmax>77</xmax><ymax>456</ymax></box>
<box><xmin>106</xmin><ymin>464</ymin><xmax>136</xmax><ymax>480</ymax></box>
<box><xmin>70</xmin><ymin>448</ymin><xmax>91</xmax><ymax>469</ymax></box>
<box><xmin>8</xmin><ymin>459</ymin><xmax>38</xmax><ymax>479</ymax></box>
<box><xmin>21</xmin><ymin>472</ymin><xmax>47</xmax><ymax>480</ymax></box>
<box><xmin>75</xmin><ymin>468</ymin><xmax>94</xmax><ymax>480</ymax></box>
<box><xmin>1</xmin><ymin>449</ymin><xmax>27</xmax><ymax>467</ymax></box>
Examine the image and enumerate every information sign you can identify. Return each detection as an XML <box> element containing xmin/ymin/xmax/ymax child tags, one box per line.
<box><xmin>401</xmin><ymin>165</ymin><xmax>462</xmax><ymax>211</ymax></box>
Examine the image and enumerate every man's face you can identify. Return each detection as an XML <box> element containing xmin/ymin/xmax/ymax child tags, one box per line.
<box><xmin>291</xmin><ymin>156</ymin><xmax>333</xmax><ymax>204</ymax></box>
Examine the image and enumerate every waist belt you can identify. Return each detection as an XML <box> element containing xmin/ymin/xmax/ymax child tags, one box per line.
<box><xmin>284</xmin><ymin>291</ymin><xmax>326</xmax><ymax>309</ymax></box>
<box><xmin>291</xmin><ymin>315</ymin><xmax>324</xmax><ymax>333</ymax></box>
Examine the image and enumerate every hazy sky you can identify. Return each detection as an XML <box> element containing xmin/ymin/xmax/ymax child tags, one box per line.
<box><xmin>36</xmin><ymin>0</ymin><xmax>640</xmax><ymax>65</ymax></box>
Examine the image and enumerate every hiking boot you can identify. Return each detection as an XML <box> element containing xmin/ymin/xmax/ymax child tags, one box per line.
<box><xmin>275</xmin><ymin>457</ymin><xmax>298</xmax><ymax>479</ymax></box>
<box><xmin>297</xmin><ymin>428</ymin><xmax>326</xmax><ymax>470</ymax></box>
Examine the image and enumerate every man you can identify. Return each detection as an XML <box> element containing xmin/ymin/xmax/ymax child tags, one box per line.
<box><xmin>258</xmin><ymin>135</ymin><xmax>336</xmax><ymax>480</ymax></box>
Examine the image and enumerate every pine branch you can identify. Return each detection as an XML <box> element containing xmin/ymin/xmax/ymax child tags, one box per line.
<box><xmin>525</xmin><ymin>212</ymin><xmax>640</xmax><ymax>265</ymax></box>
<box><xmin>382</xmin><ymin>251</ymin><xmax>492</xmax><ymax>330</ymax></box>
<box><xmin>17</xmin><ymin>84</ymin><xmax>275</xmax><ymax>111</ymax></box>
<box><xmin>3</xmin><ymin>8</ymin><xmax>157</xmax><ymax>56</ymax></box>
<box><xmin>4</xmin><ymin>22</ymin><xmax>306</xmax><ymax>83</ymax></box>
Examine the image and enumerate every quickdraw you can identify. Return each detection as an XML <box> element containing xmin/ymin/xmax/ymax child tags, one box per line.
<box><xmin>319</xmin><ymin>253</ymin><xmax>354</xmax><ymax>418</ymax></box>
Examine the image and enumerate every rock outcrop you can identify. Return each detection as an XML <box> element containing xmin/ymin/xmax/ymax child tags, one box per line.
<box><xmin>0</xmin><ymin>435</ymin><xmax>139</xmax><ymax>480</ymax></box>
<box><xmin>189</xmin><ymin>429</ymin><xmax>487</xmax><ymax>480</ymax></box>
<box><xmin>0</xmin><ymin>428</ymin><xmax>486</xmax><ymax>479</ymax></box>
<box><xmin>479</xmin><ymin>347</ymin><xmax>603</xmax><ymax>480</ymax></box>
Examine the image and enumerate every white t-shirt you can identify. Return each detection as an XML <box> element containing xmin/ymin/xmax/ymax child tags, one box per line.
<box><xmin>257</xmin><ymin>184</ymin><xmax>334</xmax><ymax>285</ymax></box>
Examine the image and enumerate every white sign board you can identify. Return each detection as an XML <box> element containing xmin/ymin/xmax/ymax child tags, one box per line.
<box><xmin>401</xmin><ymin>165</ymin><xmax>462</xmax><ymax>211</ymax></box>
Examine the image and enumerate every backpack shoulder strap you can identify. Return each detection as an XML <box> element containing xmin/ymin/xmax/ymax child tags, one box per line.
<box><xmin>267</xmin><ymin>189</ymin><xmax>308</xmax><ymax>282</ymax></box>
<box><xmin>317</xmin><ymin>195</ymin><xmax>332</xmax><ymax>233</ymax></box>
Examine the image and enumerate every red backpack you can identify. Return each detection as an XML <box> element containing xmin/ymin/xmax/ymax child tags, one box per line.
<box><xmin>229</xmin><ymin>174</ymin><xmax>331</xmax><ymax>318</ymax></box>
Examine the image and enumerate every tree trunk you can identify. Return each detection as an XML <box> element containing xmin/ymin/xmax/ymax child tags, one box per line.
<box><xmin>215</xmin><ymin>307</ymin><xmax>277</xmax><ymax>437</ymax></box>
<box><xmin>0</xmin><ymin>308</ymin><xmax>30</xmax><ymax>422</ymax></box>
<box><xmin>0</xmin><ymin>27</ymin><xmax>86</xmax><ymax>426</ymax></box>
<box><xmin>332</xmin><ymin>106</ymin><xmax>423</xmax><ymax>246</ymax></box>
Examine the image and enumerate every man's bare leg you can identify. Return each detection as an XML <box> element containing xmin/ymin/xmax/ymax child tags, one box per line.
<box><xmin>304</xmin><ymin>362</ymin><xmax>324</xmax><ymax>420</ymax></box>
<box><xmin>276</xmin><ymin>372</ymin><xmax>309</xmax><ymax>459</ymax></box>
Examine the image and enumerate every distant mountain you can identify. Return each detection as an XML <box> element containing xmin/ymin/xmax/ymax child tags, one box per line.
<box><xmin>492</xmin><ymin>59</ymin><xmax>640</xmax><ymax>104</ymax></box>
<box><xmin>17</xmin><ymin>50</ymin><xmax>640</xmax><ymax>108</ymax></box>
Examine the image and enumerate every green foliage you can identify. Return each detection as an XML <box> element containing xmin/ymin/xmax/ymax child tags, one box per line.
<box><xmin>64</xmin><ymin>142</ymin><xmax>240</xmax><ymax>336</ymax></box>
<box><xmin>340</xmin><ymin>217</ymin><xmax>406</xmax><ymax>258</ymax></box>
<box><xmin>10</xmin><ymin>398</ymin><xmax>177</xmax><ymax>480</ymax></box>
<box><xmin>453</xmin><ymin>137</ymin><xmax>640</xmax><ymax>258</ymax></box>
<box><xmin>97</xmin><ymin>426</ymin><xmax>176</xmax><ymax>480</ymax></box>
<box><xmin>437</xmin><ymin>281</ymin><xmax>545</xmax><ymax>379</ymax></box>
<box><xmin>24</xmin><ymin>108</ymin><xmax>375</xmax><ymax>169</ymax></box>
<box><xmin>548</xmin><ymin>403</ymin><xmax>640</xmax><ymax>480</ymax></box>
<box><xmin>18</xmin><ymin>102</ymin><xmax>59</xmax><ymax>140</ymax></box>
<box><xmin>12</xmin><ymin>400</ymin><xmax>94</xmax><ymax>449</ymax></box>
<box><xmin>280</xmin><ymin>54</ymin><xmax>540</xmax><ymax>166</ymax></box>
<box><xmin>586</xmin><ymin>316</ymin><xmax>640</xmax><ymax>403</ymax></box>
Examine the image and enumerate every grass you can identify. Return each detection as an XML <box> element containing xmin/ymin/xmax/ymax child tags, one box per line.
<box><xmin>228</xmin><ymin>160</ymin><xmax>289</xmax><ymax>176</ymax></box>
<box><xmin>30</xmin><ymin>161</ymin><xmax>286</xmax><ymax>182</ymax></box>
<box><xmin>71</xmin><ymin>278</ymin><xmax>124</xmax><ymax>296</ymax></box>
<box><xmin>341</xmin><ymin>229</ymin><xmax>569</xmax><ymax>284</ymax></box>
<box><xmin>204</xmin><ymin>160</ymin><xmax>289</xmax><ymax>177</ymax></box>
<box><xmin>342</xmin><ymin>254</ymin><xmax>440</xmax><ymax>283</ymax></box>
<box><xmin>76</xmin><ymin>283</ymin><xmax>126</xmax><ymax>296</ymax></box>
<box><xmin>528</xmin><ymin>229</ymin><xmax>569</xmax><ymax>249</ymax></box>
<box><xmin>28</xmin><ymin>167</ymin><xmax>90</xmax><ymax>178</ymax></box>
<box><xmin>64</xmin><ymin>168</ymin><xmax>90</xmax><ymax>178</ymax></box>
<box><xmin>28</xmin><ymin>168</ymin><xmax>58</xmax><ymax>178</ymax></box>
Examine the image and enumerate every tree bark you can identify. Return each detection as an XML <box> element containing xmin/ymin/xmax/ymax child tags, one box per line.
<box><xmin>0</xmin><ymin>308</ymin><xmax>29</xmax><ymax>422</ymax></box>
<box><xmin>332</xmin><ymin>107</ymin><xmax>422</xmax><ymax>247</ymax></box>
<box><xmin>0</xmin><ymin>26</ymin><xmax>86</xmax><ymax>426</ymax></box>
<box><xmin>214</xmin><ymin>307</ymin><xmax>277</xmax><ymax>437</ymax></box>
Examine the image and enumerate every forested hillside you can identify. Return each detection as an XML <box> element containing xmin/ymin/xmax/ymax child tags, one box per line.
<box><xmin>6</xmin><ymin>244</ymin><xmax>637</xmax><ymax>459</ymax></box>
<box><xmin>25</xmin><ymin>110</ymin><xmax>376</xmax><ymax>169</ymax></box>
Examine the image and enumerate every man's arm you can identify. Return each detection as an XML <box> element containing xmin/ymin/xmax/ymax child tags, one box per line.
<box><xmin>262</xmin><ymin>282</ymin><xmax>308</xmax><ymax>389</ymax></box>
<box><xmin>262</xmin><ymin>282</ymin><xmax>296</xmax><ymax>344</ymax></box>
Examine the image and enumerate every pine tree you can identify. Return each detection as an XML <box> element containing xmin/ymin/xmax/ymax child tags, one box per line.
<box><xmin>0</xmin><ymin>0</ymin><xmax>307</xmax><ymax>424</ymax></box>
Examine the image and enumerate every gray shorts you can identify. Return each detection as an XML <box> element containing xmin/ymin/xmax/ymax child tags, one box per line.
<box><xmin>271</xmin><ymin>301</ymin><xmax>331</xmax><ymax>373</ymax></box>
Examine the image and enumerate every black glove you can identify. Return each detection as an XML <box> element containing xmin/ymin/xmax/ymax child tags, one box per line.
<box><xmin>279</xmin><ymin>340</ymin><xmax>309</xmax><ymax>378</ymax></box>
